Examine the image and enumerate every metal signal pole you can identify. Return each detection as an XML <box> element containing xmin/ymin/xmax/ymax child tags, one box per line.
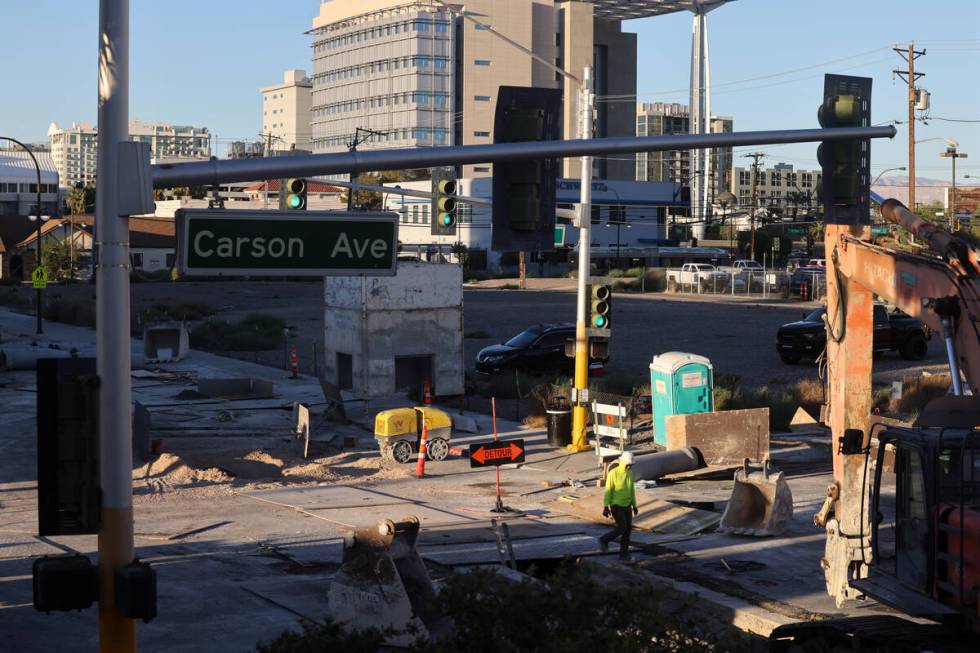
<box><xmin>569</xmin><ymin>65</ymin><xmax>594</xmax><ymax>453</ymax></box>
<box><xmin>96</xmin><ymin>1</ymin><xmax>136</xmax><ymax>650</ymax></box>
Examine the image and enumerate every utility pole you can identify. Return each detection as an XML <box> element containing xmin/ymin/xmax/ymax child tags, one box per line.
<box><xmin>96</xmin><ymin>0</ymin><xmax>136</xmax><ymax>650</ymax></box>
<box><xmin>263</xmin><ymin>132</ymin><xmax>272</xmax><ymax>208</ymax></box>
<box><xmin>569</xmin><ymin>65</ymin><xmax>594</xmax><ymax>453</ymax></box>
<box><xmin>893</xmin><ymin>42</ymin><xmax>926</xmax><ymax>210</ymax></box>
<box><xmin>745</xmin><ymin>152</ymin><xmax>765</xmax><ymax>260</ymax></box>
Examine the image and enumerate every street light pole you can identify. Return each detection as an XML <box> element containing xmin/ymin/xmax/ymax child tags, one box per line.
<box><xmin>870</xmin><ymin>166</ymin><xmax>907</xmax><ymax>188</ymax></box>
<box><xmin>940</xmin><ymin>145</ymin><xmax>968</xmax><ymax>230</ymax></box>
<box><xmin>1</xmin><ymin>135</ymin><xmax>44</xmax><ymax>334</ymax></box>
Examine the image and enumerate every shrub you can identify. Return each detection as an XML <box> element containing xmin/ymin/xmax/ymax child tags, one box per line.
<box><xmin>43</xmin><ymin>298</ymin><xmax>96</xmax><ymax>327</ymax></box>
<box><xmin>190</xmin><ymin>314</ymin><xmax>286</xmax><ymax>352</ymax></box>
<box><xmin>714</xmin><ymin>378</ymin><xmax>796</xmax><ymax>431</ymax></box>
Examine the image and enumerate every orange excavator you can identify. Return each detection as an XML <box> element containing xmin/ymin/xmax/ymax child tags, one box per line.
<box><xmin>772</xmin><ymin>199</ymin><xmax>980</xmax><ymax>650</ymax></box>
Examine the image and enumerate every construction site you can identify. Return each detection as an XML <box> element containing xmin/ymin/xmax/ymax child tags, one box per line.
<box><xmin>1</xmin><ymin>2</ymin><xmax>978</xmax><ymax>651</ymax></box>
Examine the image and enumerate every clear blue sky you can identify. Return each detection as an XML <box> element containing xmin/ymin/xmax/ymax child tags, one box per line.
<box><xmin>2</xmin><ymin>0</ymin><xmax>977</xmax><ymax>180</ymax></box>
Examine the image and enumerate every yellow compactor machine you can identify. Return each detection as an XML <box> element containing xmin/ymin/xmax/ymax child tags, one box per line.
<box><xmin>374</xmin><ymin>407</ymin><xmax>452</xmax><ymax>463</ymax></box>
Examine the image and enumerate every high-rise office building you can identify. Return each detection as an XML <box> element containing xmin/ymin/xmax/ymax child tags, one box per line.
<box><xmin>309</xmin><ymin>0</ymin><xmax>637</xmax><ymax>180</ymax></box>
<box><xmin>635</xmin><ymin>102</ymin><xmax>733</xmax><ymax>202</ymax></box>
<box><xmin>48</xmin><ymin>120</ymin><xmax>210</xmax><ymax>188</ymax></box>
<box><xmin>261</xmin><ymin>69</ymin><xmax>313</xmax><ymax>153</ymax></box>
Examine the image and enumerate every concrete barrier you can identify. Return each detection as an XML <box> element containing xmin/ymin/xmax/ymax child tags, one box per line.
<box><xmin>665</xmin><ymin>408</ymin><xmax>769</xmax><ymax>466</ymax></box>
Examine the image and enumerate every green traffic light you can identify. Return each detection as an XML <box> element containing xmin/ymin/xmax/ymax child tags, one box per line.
<box><xmin>594</xmin><ymin>315</ymin><xmax>607</xmax><ymax>328</ymax></box>
<box><xmin>288</xmin><ymin>195</ymin><xmax>302</xmax><ymax>209</ymax></box>
<box><xmin>440</xmin><ymin>213</ymin><xmax>454</xmax><ymax>227</ymax></box>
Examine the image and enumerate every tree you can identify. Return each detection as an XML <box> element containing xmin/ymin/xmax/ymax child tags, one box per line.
<box><xmin>41</xmin><ymin>238</ymin><xmax>79</xmax><ymax>282</ymax></box>
<box><xmin>341</xmin><ymin>169</ymin><xmax>432</xmax><ymax>210</ymax></box>
<box><xmin>66</xmin><ymin>184</ymin><xmax>87</xmax><ymax>215</ymax></box>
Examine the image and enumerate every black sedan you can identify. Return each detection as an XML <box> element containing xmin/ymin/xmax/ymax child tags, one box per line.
<box><xmin>475</xmin><ymin>323</ymin><xmax>606</xmax><ymax>376</ymax></box>
<box><xmin>776</xmin><ymin>305</ymin><xmax>930</xmax><ymax>364</ymax></box>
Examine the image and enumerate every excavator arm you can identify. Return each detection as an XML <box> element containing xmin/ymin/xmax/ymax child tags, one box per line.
<box><xmin>819</xmin><ymin>200</ymin><xmax>980</xmax><ymax>607</ymax></box>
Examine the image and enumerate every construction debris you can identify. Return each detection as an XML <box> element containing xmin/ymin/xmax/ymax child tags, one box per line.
<box><xmin>666</xmin><ymin>407</ymin><xmax>770</xmax><ymax>465</ymax></box>
<box><xmin>327</xmin><ymin>516</ymin><xmax>445</xmax><ymax>646</ymax></box>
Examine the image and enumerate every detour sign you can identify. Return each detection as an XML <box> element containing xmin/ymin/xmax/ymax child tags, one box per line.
<box><xmin>469</xmin><ymin>439</ymin><xmax>525</xmax><ymax>468</ymax></box>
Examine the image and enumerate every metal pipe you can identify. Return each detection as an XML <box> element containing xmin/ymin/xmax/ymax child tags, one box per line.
<box><xmin>940</xmin><ymin>317</ymin><xmax>964</xmax><ymax>396</ymax></box>
<box><xmin>880</xmin><ymin>198</ymin><xmax>980</xmax><ymax>275</ymax></box>
<box><xmin>627</xmin><ymin>447</ymin><xmax>705</xmax><ymax>481</ymax></box>
<box><xmin>151</xmin><ymin>126</ymin><xmax>896</xmax><ymax>189</ymax></box>
<box><xmin>96</xmin><ymin>0</ymin><xmax>136</xmax><ymax>649</ymax></box>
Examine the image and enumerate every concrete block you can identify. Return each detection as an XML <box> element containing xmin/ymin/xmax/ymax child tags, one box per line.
<box><xmin>665</xmin><ymin>408</ymin><xmax>769</xmax><ymax>465</ymax></box>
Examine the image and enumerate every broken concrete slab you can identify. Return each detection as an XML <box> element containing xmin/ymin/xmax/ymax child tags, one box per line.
<box><xmin>196</xmin><ymin>378</ymin><xmax>275</xmax><ymax>400</ymax></box>
<box><xmin>666</xmin><ymin>408</ymin><xmax>769</xmax><ymax>466</ymax></box>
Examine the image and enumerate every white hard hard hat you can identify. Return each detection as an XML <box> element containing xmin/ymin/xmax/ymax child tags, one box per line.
<box><xmin>619</xmin><ymin>451</ymin><xmax>634</xmax><ymax>465</ymax></box>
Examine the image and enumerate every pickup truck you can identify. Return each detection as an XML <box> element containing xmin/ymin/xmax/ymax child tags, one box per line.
<box><xmin>776</xmin><ymin>304</ymin><xmax>930</xmax><ymax>364</ymax></box>
<box><xmin>666</xmin><ymin>263</ymin><xmax>738</xmax><ymax>292</ymax></box>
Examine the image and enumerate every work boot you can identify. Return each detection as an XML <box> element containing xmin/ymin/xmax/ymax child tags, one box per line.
<box><xmin>598</xmin><ymin>538</ymin><xmax>609</xmax><ymax>554</ymax></box>
<box><xmin>618</xmin><ymin>553</ymin><xmax>634</xmax><ymax>563</ymax></box>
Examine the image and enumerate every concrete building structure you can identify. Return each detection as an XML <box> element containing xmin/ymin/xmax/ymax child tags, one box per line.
<box><xmin>308</xmin><ymin>0</ymin><xmax>637</xmax><ymax>181</ymax></box>
<box><xmin>383</xmin><ymin>176</ymin><xmax>682</xmax><ymax>272</ymax></box>
<box><xmin>48</xmin><ymin>120</ymin><xmax>210</xmax><ymax>188</ymax></box>
<box><xmin>0</xmin><ymin>150</ymin><xmax>60</xmax><ymax>216</ymax></box>
<box><xmin>261</xmin><ymin>69</ymin><xmax>313</xmax><ymax>153</ymax></box>
<box><xmin>635</xmin><ymin>102</ymin><xmax>733</xmax><ymax>203</ymax></box>
<box><xmin>728</xmin><ymin>162</ymin><xmax>821</xmax><ymax>215</ymax></box>
<box><xmin>323</xmin><ymin>261</ymin><xmax>464</xmax><ymax>399</ymax></box>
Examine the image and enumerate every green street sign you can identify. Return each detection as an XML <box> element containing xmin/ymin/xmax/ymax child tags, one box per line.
<box><xmin>786</xmin><ymin>226</ymin><xmax>806</xmax><ymax>236</ymax></box>
<box><xmin>176</xmin><ymin>209</ymin><xmax>398</xmax><ymax>277</ymax></box>
<box><xmin>554</xmin><ymin>223</ymin><xmax>566</xmax><ymax>247</ymax></box>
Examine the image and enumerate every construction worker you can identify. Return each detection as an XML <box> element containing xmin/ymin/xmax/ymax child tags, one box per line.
<box><xmin>599</xmin><ymin>451</ymin><xmax>638</xmax><ymax>561</ymax></box>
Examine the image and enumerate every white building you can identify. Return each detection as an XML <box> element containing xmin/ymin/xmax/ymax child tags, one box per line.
<box><xmin>48</xmin><ymin>120</ymin><xmax>210</xmax><ymax>188</ymax></box>
<box><xmin>308</xmin><ymin>0</ymin><xmax>638</xmax><ymax>181</ymax></box>
<box><xmin>0</xmin><ymin>149</ymin><xmax>60</xmax><ymax>216</ymax></box>
<box><xmin>729</xmin><ymin>162</ymin><xmax>822</xmax><ymax>214</ymax></box>
<box><xmin>261</xmin><ymin>69</ymin><xmax>313</xmax><ymax>153</ymax></box>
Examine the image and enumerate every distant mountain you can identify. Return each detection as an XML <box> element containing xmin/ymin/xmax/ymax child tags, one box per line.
<box><xmin>871</xmin><ymin>175</ymin><xmax>979</xmax><ymax>206</ymax></box>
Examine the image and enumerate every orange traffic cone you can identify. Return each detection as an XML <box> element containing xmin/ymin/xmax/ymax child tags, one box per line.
<box><xmin>290</xmin><ymin>344</ymin><xmax>300</xmax><ymax>379</ymax></box>
<box><xmin>416</xmin><ymin>422</ymin><xmax>429</xmax><ymax>478</ymax></box>
<box><xmin>423</xmin><ymin>382</ymin><xmax>433</xmax><ymax>405</ymax></box>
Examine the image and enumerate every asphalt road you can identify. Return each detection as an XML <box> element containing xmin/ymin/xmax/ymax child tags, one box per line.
<box><xmin>462</xmin><ymin>288</ymin><xmax>949</xmax><ymax>388</ymax></box>
<box><xmin>12</xmin><ymin>281</ymin><xmax>949</xmax><ymax>390</ymax></box>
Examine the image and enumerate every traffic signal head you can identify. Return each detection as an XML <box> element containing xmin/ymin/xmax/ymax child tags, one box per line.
<box><xmin>281</xmin><ymin>178</ymin><xmax>307</xmax><ymax>210</ymax></box>
<box><xmin>817</xmin><ymin>75</ymin><xmax>872</xmax><ymax>225</ymax></box>
<box><xmin>431</xmin><ymin>168</ymin><xmax>458</xmax><ymax>236</ymax></box>
<box><xmin>590</xmin><ymin>284</ymin><xmax>611</xmax><ymax>331</ymax></box>
<box><xmin>491</xmin><ymin>86</ymin><xmax>562</xmax><ymax>252</ymax></box>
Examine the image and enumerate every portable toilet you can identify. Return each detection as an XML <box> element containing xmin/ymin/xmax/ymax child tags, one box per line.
<box><xmin>650</xmin><ymin>352</ymin><xmax>714</xmax><ymax>446</ymax></box>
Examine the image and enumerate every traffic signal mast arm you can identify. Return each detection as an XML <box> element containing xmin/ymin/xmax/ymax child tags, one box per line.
<box><xmin>150</xmin><ymin>127</ymin><xmax>895</xmax><ymax>189</ymax></box>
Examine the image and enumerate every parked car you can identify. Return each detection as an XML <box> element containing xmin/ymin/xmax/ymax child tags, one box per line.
<box><xmin>666</xmin><ymin>263</ymin><xmax>741</xmax><ymax>292</ymax></box>
<box><xmin>788</xmin><ymin>266</ymin><xmax>826</xmax><ymax>298</ymax></box>
<box><xmin>776</xmin><ymin>305</ymin><xmax>930</xmax><ymax>364</ymax></box>
<box><xmin>807</xmin><ymin>258</ymin><xmax>826</xmax><ymax>268</ymax></box>
<box><xmin>474</xmin><ymin>323</ymin><xmax>608</xmax><ymax>376</ymax></box>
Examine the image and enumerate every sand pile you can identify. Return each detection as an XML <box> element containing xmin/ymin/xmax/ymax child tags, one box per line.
<box><xmin>134</xmin><ymin>453</ymin><xmax>232</xmax><ymax>490</ymax></box>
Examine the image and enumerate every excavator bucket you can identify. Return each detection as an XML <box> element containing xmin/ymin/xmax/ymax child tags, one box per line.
<box><xmin>327</xmin><ymin>515</ymin><xmax>443</xmax><ymax>646</ymax></box>
<box><xmin>718</xmin><ymin>459</ymin><xmax>794</xmax><ymax>536</ymax></box>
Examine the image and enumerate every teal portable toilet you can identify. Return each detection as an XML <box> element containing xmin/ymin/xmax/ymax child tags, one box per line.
<box><xmin>650</xmin><ymin>352</ymin><xmax>714</xmax><ymax>446</ymax></box>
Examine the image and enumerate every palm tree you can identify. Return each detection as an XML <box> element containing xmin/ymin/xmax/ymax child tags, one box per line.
<box><xmin>67</xmin><ymin>184</ymin><xmax>87</xmax><ymax>215</ymax></box>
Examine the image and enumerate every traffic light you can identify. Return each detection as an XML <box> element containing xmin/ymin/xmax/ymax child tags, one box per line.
<box><xmin>279</xmin><ymin>178</ymin><xmax>307</xmax><ymax>210</ymax></box>
<box><xmin>589</xmin><ymin>283</ymin><xmax>612</xmax><ymax>333</ymax></box>
<box><xmin>431</xmin><ymin>167</ymin><xmax>458</xmax><ymax>236</ymax></box>
<box><xmin>817</xmin><ymin>74</ymin><xmax>872</xmax><ymax>225</ymax></box>
<box><xmin>491</xmin><ymin>86</ymin><xmax>562</xmax><ymax>252</ymax></box>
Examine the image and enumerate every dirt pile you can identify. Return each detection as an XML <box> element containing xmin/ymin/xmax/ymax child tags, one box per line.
<box><xmin>134</xmin><ymin>453</ymin><xmax>232</xmax><ymax>492</ymax></box>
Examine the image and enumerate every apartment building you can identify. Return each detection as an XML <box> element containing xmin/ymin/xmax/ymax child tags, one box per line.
<box><xmin>309</xmin><ymin>0</ymin><xmax>637</xmax><ymax>180</ymax></box>
<box><xmin>261</xmin><ymin>69</ymin><xmax>313</xmax><ymax>152</ymax></box>
<box><xmin>0</xmin><ymin>149</ymin><xmax>60</xmax><ymax>216</ymax></box>
<box><xmin>48</xmin><ymin>121</ymin><xmax>210</xmax><ymax>188</ymax></box>
<box><xmin>729</xmin><ymin>162</ymin><xmax>822</xmax><ymax>213</ymax></box>
<box><xmin>635</xmin><ymin>102</ymin><xmax>733</xmax><ymax>200</ymax></box>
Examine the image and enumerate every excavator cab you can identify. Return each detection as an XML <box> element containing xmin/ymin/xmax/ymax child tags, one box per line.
<box><xmin>864</xmin><ymin>419</ymin><xmax>980</xmax><ymax>626</ymax></box>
